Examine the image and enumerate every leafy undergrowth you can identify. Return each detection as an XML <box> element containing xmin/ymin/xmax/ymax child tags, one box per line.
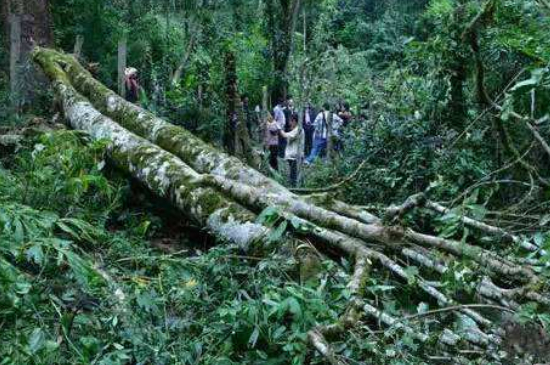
<box><xmin>0</xmin><ymin>131</ymin><xmax>371</xmax><ymax>365</ymax></box>
<box><xmin>2</xmin><ymin>130</ymin><xmax>550</xmax><ymax>365</ymax></box>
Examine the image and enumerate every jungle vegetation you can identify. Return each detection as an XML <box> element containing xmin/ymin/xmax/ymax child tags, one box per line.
<box><xmin>3</xmin><ymin>1</ymin><xmax>550</xmax><ymax>364</ymax></box>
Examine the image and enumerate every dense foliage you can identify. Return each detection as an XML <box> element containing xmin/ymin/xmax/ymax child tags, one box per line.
<box><xmin>4</xmin><ymin>0</ymin><xmax>550</xmax><ymax>364</ymax></box>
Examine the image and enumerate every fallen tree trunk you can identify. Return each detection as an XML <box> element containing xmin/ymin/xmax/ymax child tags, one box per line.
<box><xmin>40</xmin><ymin>48</ymin><xmax>537</xmax><ymax>283</ymax></box>
<box><xmin>34</xmin><ymin>47</ymin><xmax>550</xmax><ymax>364</ymax></box>
<box><xmin>32</xmin><ymin>48</ymin><xmax>270</xmax><ymax>248</ymax></box>
<box><xmin>44</xmin><ymin>48</ymin><xmax>283</xmax><ymax>192</ymax></box>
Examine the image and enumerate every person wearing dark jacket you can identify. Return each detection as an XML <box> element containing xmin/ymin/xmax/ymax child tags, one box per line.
<box><xmin>338</xmin><ymin>101</ymin><xmax>353</xmax><ymax>127</ymax></box>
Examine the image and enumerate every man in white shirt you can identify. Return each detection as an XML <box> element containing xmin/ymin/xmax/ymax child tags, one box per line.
<box><xmin>273</xmin><ymin>97</ymin><xmax>287</xmax><ymax>158</ymax></box>
<box><xmin>273</xmin><ymin>98</ymin><xmax>286</xmax><ymax>130</ymax></box>
<box><xmin>305</xmin><ymin>102</ymin><xmax>343</xmax><ymax>164</ymax></box>
<box><xmin>303</xmin><ymin>102</ymin><xmax>316</xmax><ymax>156</ymax></box>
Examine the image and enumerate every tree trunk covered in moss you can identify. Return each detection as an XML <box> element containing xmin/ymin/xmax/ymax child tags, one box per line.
<box><xmin>32</xmin><ymin>48</ymin><xmax>269</xmax><ymax>248</ymax></box>
<box><xmin>34</xmin><ymin>47</ymin><xmax>550</xmax><ymax>363</ymax></box>
<box><xmin>34</xmin><ymin>47</ymin><xmax>538</xmax><ymax>280</ymax></box>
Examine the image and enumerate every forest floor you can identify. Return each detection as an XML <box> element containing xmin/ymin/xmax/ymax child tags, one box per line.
<box><xmin>2</xmin><ymin>116</ymin><xmax>550</xmax><ymax>365</ymax></box>
<box><xmin>0</xmin><ymin>126</ymin><xmax>368</xmax><ymax>365</ymax></box>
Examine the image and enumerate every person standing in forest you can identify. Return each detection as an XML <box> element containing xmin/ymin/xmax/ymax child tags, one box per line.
<box><xmin>338</xmin><ymin>102</ymin><xmax>353</xmax><ymax>127</ymax></box>
<box><xmin>265</xmin><ymin>114</ymin><xmax>281</xmax><ymax>171</ymax></box>
<box><xmin>273</xmin><ymin>97</ymin><xmax>287</xmax><ymax>157</ymax></box>
<box><xmin>124</xmin><ymin>67</ymin><xmax>140</xmax><ymax>104</ymax></box>
<box><xmin>334</xmin><ymin>101</ymin><xmax>352</xmax><ymax>152</ymax></box>
<box><xmin>278</xmin><ymin>95</ymin><xmax>294</xmax><ymax>157</ymax></box>
<box><xmin>283</xmin><ymin>96</ymin><xmax>294</xmax><ymax>130</ymax></box>
<box><xmin>305</xmin><ymin>103</ymin><xmax>343</xmax><ymax>165</ymax></box>
<box><xmin>303</xmin><ymin>102</ymin><xmax>316</xmax><ymax>157</ymax></box>
<box><xmin>273</xmin><ymin>97</ymin><xmax>286</xmax><ymax>129</ymax></box>
<box><xmin>280</xmin><ymin>113</ymin><xmax>304</xmax><ymax>187</ymax></box>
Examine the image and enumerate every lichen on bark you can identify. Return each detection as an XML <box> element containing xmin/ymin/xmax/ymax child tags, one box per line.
<box><xmin>32</xmin><ymin>47</ymin><xmax>267</xmax><ymax>248</ymax></box>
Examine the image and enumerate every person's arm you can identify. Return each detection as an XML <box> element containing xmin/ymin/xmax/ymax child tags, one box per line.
<box><xmin>269</xmin><ymin>122</ymin><xmax>280</xmax><ymax>133</ymax></box>
<box><xmin>281</xmin><ymin>127</ymin><xmax>298</xmax><ymax>140</ymax></box>
<box><xmin>313</xmin><ymin>113</ymin><xmax>322</xmax><ymax>130</ymax></box>
<box><xmin>332</xmin><ymin>113</ymin><xmax>344</xmax><ymax>128</ymax></box>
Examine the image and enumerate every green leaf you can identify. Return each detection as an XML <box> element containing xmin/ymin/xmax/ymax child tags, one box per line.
<box><xmin>15</xmin><ymin>282</ymin><xmax>31</xmax><ymax>295</ymax></box>
<box><xmin>26</xmin><ymin>244</ymin><xmax>45</xmax><ymax>266</ymax></box>
<box><xmin>13</xmin><ymin>218</ymin><xmax>25</xmax><ymax>242</ymax></box>
<box><xmin>28</xmin><ymin>328</ymin><xmax>45</xmax><ymax>354</ymax></box>
<box><xmin>136</xmin><ymin>290</ymin><xmax>159</xmax><ymax>313</ymax></box>
<box><xmin>56</xmin><ymin>218</ymin><xmax>99</xmax><ymax>244</ymax></box>
<box><xmin>286</xmin><ymin>297</ymin><xmax>302</xmax><ymax>317</ymax></box>
<box><xmin>403</xmin><ymin>266</ymin><xmax>419</xmax><ymax>285</ymax></box>
<box><xmin>248</xmin><ymin>327</ymin><xmax>260</xmax><ymax>347</ymax></box>
<box><xmin>272</xmin><ymin>325</ymin><xmax>286</xmax><ymax>340</ymax></box>
<box><xmin>267</xmin><ymin>220</ymin><xmax>288</xmax><ymax>244</ymax></box>
<box><xmin>256</xmin><ymin>207</ymin><xmax>281</xmax><ymax>226</ymax></box>
<box><xmin>136</xmin><ymin>220</ymin><xmax>151</xmax><ymax>237</ymax></box>
<box><xmin>417</xmin><ymin>302</ymin><xmax>429</xmax><ymax>314</ymax></box>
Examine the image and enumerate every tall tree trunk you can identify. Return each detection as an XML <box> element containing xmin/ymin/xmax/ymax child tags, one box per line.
<box><xmin>4</xmin><ymin>0</ymin><xmax>53</xmax><ymax>109</ymax></box>
<box><xmin>9</xmin><ymin>13</ymin><xmax>20</xmax><ymax>106</ymax></box>
<box><xmin>117</xmin><ymin>38</ymin><xmax>127</xmax><ymax>99</ymax></box>
<box><xmin>223</xmin><ymin>50</ymin><xmax>238</xmax><ymax>155</ymax></box>
<box><xmin>1</xmin><ymin>0</ymin><xmax>10</xmax><ymax>46</ymax></box>
<box><xmin>223</xmin><ymin>49</ymin><xmax>260</xmax><ymax>167</ymax></box>
<box><xmin>447</xmin><ymin>1</ymin><xmax>468</xmax><ymax>128</ymax></box>
<box><xmin>266</xmin><ymin>0</ymin><xmax>301</xmax><ymax>102</ymax></box>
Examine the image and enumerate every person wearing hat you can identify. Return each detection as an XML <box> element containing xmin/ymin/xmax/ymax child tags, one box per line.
<box><xmin>124</xmin><ymin>67</ymin><xmax>140</xmax><ymax>103</ymax></box>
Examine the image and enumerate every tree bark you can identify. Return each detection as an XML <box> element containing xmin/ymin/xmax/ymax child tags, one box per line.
<box><xmin>5</xmin><ymin>0</ymin><xmax>53</xmax><ymax>108</ymax></box>
<box><xmin>34</xmin><ymin>47</ymin><xmax>550</xmax><ymax>363</ymax></box>
<box><xmin>9</xmin><ymin>13</ymin><xmax>20</xmax><ymax>106</ymax></box>
<box><xmin>38</xmin><ymin>47</ymin><xmax>538</xmax><ymax>280</ymax></box>
<box><xmin>117</xmin><ymin>38</ymin><xmax>127</xmax><ymax>98</ymax></box>
<box><xmin>32</xmin><ymin>48</ymin><xmax>269</xmax><ymax>248</ymax></box>
<box><xmin>4</xmin><ymin>0</ymin><xmax>53</xmax><ymax>51</ymax></box>
<box><xmin>266</xmin><ymin>0</ymin><xmax>302</xmax><ymax>101</ymax></box>
<box><xmin>223</xmin><ymin>50</ymin><xmax>238</xmax><ymax>155</ymax></box>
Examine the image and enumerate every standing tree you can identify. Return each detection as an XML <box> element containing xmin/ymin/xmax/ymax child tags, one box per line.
<box><xmin>266</xmin><ymin>0</ymin><xmax>302</xmax><ymax>102</ymax></box>
<box><xmin>223</xmin><ymin>47</ymin><xmax>259</xmax><ymax>167</ymax></box>
<box><xmin>3</xmin><ymin>0</ymin><xmax>54</xmax><ymax>109</ymax></box>
<box><xmin>223</xmin><ymin>49</ymin><xmax>238</xmax><ymax>155</ymax></box>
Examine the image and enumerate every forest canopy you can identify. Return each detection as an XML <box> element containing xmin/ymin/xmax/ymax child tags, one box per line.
<box><xmin>3</xmin><ymin>0</ymin><xmax>550</xmax><ymax>364</ymax></box>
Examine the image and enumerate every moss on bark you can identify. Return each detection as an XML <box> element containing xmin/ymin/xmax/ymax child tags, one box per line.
<box><xmin>33</xmin><ymin>47</ymin><xmax>266</xmax><ymax>248</ymax></box>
